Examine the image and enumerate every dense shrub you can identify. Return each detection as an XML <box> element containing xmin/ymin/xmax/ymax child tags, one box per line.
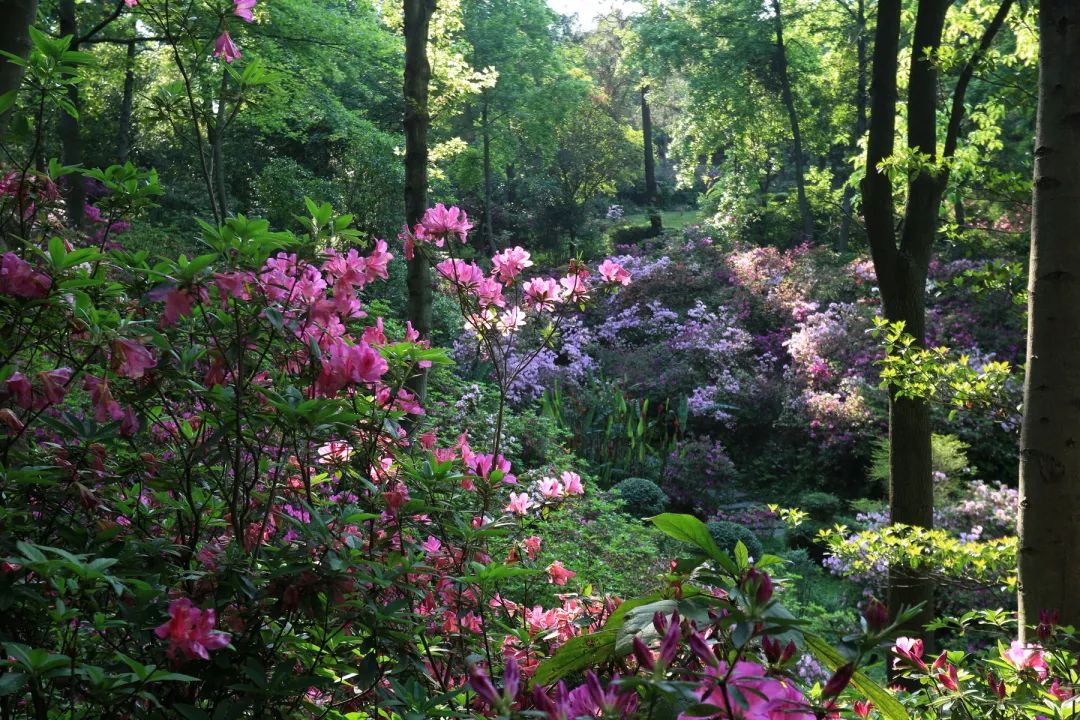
<box><xmin>707</xmin><ymin>520</ymin><xmax>765</xmax><ymax>560</ymax></box>
<box><xmin>798</xmin><ymin>491</ymin><xmax>844</xmax><ymax>522</ymax></box>
<box><xmin>613</xmin><ymin>476</ymin><xmax>669</xmax><ymax>517</ymax></box>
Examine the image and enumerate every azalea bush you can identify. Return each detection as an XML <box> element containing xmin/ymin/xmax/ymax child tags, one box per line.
<box><xmin>0</xmin><ymin>152</ymin><xmax>640</xmax><ymax>717</ymax></box>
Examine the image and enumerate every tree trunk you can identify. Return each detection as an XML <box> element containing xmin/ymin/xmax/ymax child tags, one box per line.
<box><xmin>641</xmin><ymin>84</ymin><xmax>657</xmax><ymax>207</ymax></box>
<box><xmin>0</xmin><ymin>0</ymin><xmax>38</xmax><ymax>141</ymax></box>
<box><xmin>116</xmin><ymin>40</ymin><xmax>136</xmax><ymax>163</ymax></box>
<box><xmin>481</xmin><ymin>94</ymin><xmax>496</xmax><ymax>254</ymax></box>
<box><xmin>403</xmin><ymin>0</ymin><xmax>436</xmax><ymax>402</ymax></box>
<box><xmin>1018</xmin><ymin>0</ymin><xmax>1080</xmax><ymax>640</ymax></box>
<box><xmin>211</xmin><ymin>68</ymin><xmax>229</xmax><ymax>219</ymax></box>
<box><xmin>771</xmin><ymin>0</ymin><xmax>813</xmax><ymax>244</ymax></box>
<box><xmin>837</xmin><ymin>0</ymin><xmax>867</xmax><ymax>253</ymax></box>
<box><xmin>58</xmin><ymin>0</ymin><xmax>84</xmax><ymax>228</ymax></box>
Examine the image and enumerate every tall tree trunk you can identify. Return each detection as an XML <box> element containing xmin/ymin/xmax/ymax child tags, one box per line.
<box><xmin>1018</xmin><ymin>0</ymin><xmax>1080</xmax><ymax>640</ymax></box>
<box><xmin>116</xmin><ymin>40</ymin><xmax>136</xmax><ymax>163</ymax></box>
<box><xmin>211</xmin><ymin>68</ymin><xmax>229</xmax><ymax>219</ymax></box>
<box><xmin>837</xmin><ymin>0</ymin><xmax>866</xmax><ymax>253</ymax></box>
<box><xmin>481</xmin><ymin>94</ymin><xmax>496</xmax><ymax>254</ymax></box>
<box><xmin>403</xmin><ymin>0</ymin><xmax>436</xmax><ymax>402</ymax></box>
<box><xmin>862</xmin><ymin>0</ymin><xmax>1012</xmax><ymax>642</ymax></box>
<box><xmin>641</xmin><ymin>84</ymin><xmax>657</xmax><ymax>207</ymax></box>
<box><xmin>771</xmin><ymin>0</ymin><xmax>813</xmax><ymax>244</ymax></box>
<box><xmin>0</xmin><ymin>0</ymin><xmax>38</xmax><ymax>141</ymax></box>
<box><xmin>58</xmin><ymin>0</ymin><xmax>84</xmax><ymax>228</ymax></box>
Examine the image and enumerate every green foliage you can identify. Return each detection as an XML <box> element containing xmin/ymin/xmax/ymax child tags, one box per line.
<box><xmin>706</xmin><ymin>520</ymin><xmax>764</xmax><ymax>561</ymax></box>
<box><xmin>536</xmin><ymin>491</ymin><xmax>668</xmax><ymax>599</ymax></box>
<box><xmin>873</xmin><ymin>318</ymin><xmax>1014</xmax><ymax>417</ymax></box>
<box><xmin>819</xmin><ymin>523</ymin><xmax>1017</xmax><ymax>588</ymax></box>
<box><xmin>797</xmin><ymin>492</ymin><xmax>843</xmax><ymax>522</ymax></box>
<box><xmin>612</xmin><ymin>477</ymin><xmax>669</xmax><ymax>518</ymax></box>
<box><xmin>869</xmin><ymin>433</ymin><xmax>972</xmax><ymax>485</ymax></box>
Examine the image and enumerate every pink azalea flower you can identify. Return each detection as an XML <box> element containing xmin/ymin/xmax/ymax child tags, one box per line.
<box><xmin>160</xmin><ymin>287</ymin><xmax>203</xmax><ymax>327</ymax></box>
<box><xmin>546</xmin><ymin>560</ymin><xmax>576</xmax><ymax>586</ymax></box>
<box><xmin>523</xmin><ymin>536</ymin><xmax>542</xmax><ymax>560</ymax></box>
<box><xmin>0</xmin><ymin>252</ymin><xmax>51</xmax><ymax>299</ymax></box>
<box><xmin>37</xmin><ymin>368</ymin><xmax>72</xmax><ymax>407</ymax></box>
<box><xmin>683</xmin><ymin>661</ymin><xmax>813</xmax><ymax>720</ymax></box>
<box><xmin>491</xmin><ymin>246</ymin><xmax>533</xmax><ymax>283</ymax></box>
<box><xmin>111</xmin><ymin>338</ymin><xmax>157</xmax><ymax>379</ymax></box>
<box><xmin>598</xmin><ymin>258</ymin><xmax>632</xmax><ymax>286</ymax></box>
<box><xmin>893</xmin><ymin>636</ymin><xmax>927</xmax><ymax>669</ymax></box>
<box><xmin>420</xmin><ymin>203</ymin><xmax>472</xmax><ymax>243</ymax></box>
<box><xmin>475</xmin><ymin>277</ymin><xmax>506</xmax><ymax>308</ymax></box>
<box><xmin>537</xmin><ymin>477</ymin><xmax>563</xmax><ymax>499</ymax></box>
<box><xmin>234</xmin><ymin>0</ymin><xmax>256</xmax><ymax>22</ymax></box>
<box><xmin>559</xmin><ymin>273</ymin><xmax>590</xmax><ymax>303</ymax></box>
<box><xmin>497</xmin><ymin>306</ymin><xmax>527</xmax><ymax>335</ymax></box>
<box><xmin>315</xmin><ymin>338</ymin><xmax>388</xmax><ymax>395</ymax></box>
<box><xmin>84</xmin><ymin>375</ymin><xmax>124</xmax><ymax>422</ymax></box>
<box><xmin>560</xmin><ymin>471</ymin><xmax>584</xmax><ymax>495</ymax></box>
<box><xmin>522</xmin><ymin>277</ymin><xmax>561</xmax><ymax>311</ymax></box>
<box><xmin>213</xmin><ymin>31</ymin><xmax>241</xmax><ymax>63</ymax></box>
<box><xmin>435</xmin><ymin>258</ymin><xmax>485</xmax><ymax>291</ymax></box>
<box><xmin>1003</xmin><ymin>640</ymin><xmax>1049</xmax><ymax>678</ymax></box>
<box><xmin>124</xmin><ymin>0</ymin><xmax>138</xmax><ymax>6</ymax></box>
<box><xmin>504</xmin><ymin>492</ymin><xmax>533</xmax><ymax>516</ymax></box>
<box><xmin>154</xmin><ymin>597</ymin><xmax>231</xmax><ymax>661</ymax></box>
<box><xmin>5</xmin><ymin>372</ymin><xmax>32</xmax><ymax>409</ymax></box>
<box><xmin>420</xmin><ymin>535</ymin><xmax>442</xmax><ymax>555</ymax></box>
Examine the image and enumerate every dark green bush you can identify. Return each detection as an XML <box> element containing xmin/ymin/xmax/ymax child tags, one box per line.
<box><xmin>706</xmin><ymin>520</ymin><xmax>764</xmax><ymax>560</ymax></box>
<box><xmin>798</xmin><ymin>491</ymin><xmax>843</xmax><ymax>522</ymax></box>
<box><xmin>613</xmin><ymin>477</ymin><xmax>669</xmax><ymax>518</ymax></box>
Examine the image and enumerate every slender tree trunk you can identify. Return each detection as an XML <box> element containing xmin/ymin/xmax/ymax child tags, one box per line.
<box><xmin>403</xmin><ymin>0</ymin><xmax>436</xmax><ymax>402</ymax></box>
<box><xmin>0</xmin><ymin>0</ymin><xmax>38</xmax><ymax>141</ymax></box>
<box><xmin>861</xmin><ymin>0</ymin><xmax>1011</xmax><ymax>642</ymax></box>
<box><xmin>771</xmin><ymin>0</ymin><xmax>813</xmax><ymax>244</ymax></box>
<box><xmin>641</xmin><ymin>84</ymin><xmax>657</xmax><ymax>207</ymax></box>
<box><xmin>211</xmin><ymin>68</ymin><xmax>229</xmax><ymax>219</ymax></box>
<box><xmin>837</xmin><ymin>0</ymin><xmax>866</xmax><ymax>253</ymax></box>
<box><xmin>58</xmin><ymin>0</ymin><xmax>84</xmax><ymax>228</ymax></box>
<box><xmin>116</xmin><ymin>40</ymin><xmax>136</xmax><ymax>163</ymax></box>
<box><xmin>1018</xmin><ymin>0</ymin><xmax>1080</xmax><ymax>640</ymax></box>
<box><xmin>481</xmin><ymin>94</ymin><xmax>496</xmax><ymax>254</ymax></box>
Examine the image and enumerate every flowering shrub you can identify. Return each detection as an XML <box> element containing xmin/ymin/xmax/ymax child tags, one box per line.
<box><xmin>0</xmin><ymin>158</ymin><xmax>641</xmax><ymax>717</ymax></box>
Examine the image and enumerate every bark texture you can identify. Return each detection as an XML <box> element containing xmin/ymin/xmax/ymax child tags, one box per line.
<box><xmin>403</xmin><ymin>0</ymin><xmax>436</xmax><ymax>402</ymax></box>
<box><xmin>0</xmin><ymin>0</ymin><xmax>38</xmax><ymax>140</ymax></box>
<box><xmin>1018</xmin><ymin>0</ymin><xmax>1080</xmax><ymax>639</ymax></box>
<box><xmin>641</xmin><ymin>85</ymin><xmax>657</xmax><ymax>207</ymax></box>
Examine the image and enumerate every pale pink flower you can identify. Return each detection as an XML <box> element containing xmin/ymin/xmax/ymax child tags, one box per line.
<box><xmin>559</xmin><ymin>273</ymin><xmax>590</xmax><ymax>303</ymax></box>
<box><xmin>560</xmin><ymin>471</ymin><xmax>584</xmax><ymax>495</ymax></box>
<box><xmin>537</xmin><ymin>477</ymin><xmax>563</xmax><ymax>499</ymax></box>
<box><xmin>504</xmin><ymin>492</ymin><xmax>533</xmax><ymax>516</ymax></box>
<box><xmin>497</xmin><ymin>306</ymin><xmax>527</xmax><ymax>335</ymax></box>
<box><xmin>436</xmin><ymin>258</ymin><xmax>485</xmax><ymax>291</ymax></box>
<box><xmin>491</xmin><ymin>246</ymin><xmax>533</xmax><ymax>283</ymax></box>
<box><xmin>1004</xmin><ymin>640</ymin><xmax>1048</xmax><ymax>678</ymax></box>
<box><xmin>598</xmin><ymin>258</ymin><xmax>632</xmax><ymax>286</ymax></box>
<box><xmin>420</xmin><ymin>535</ymin><xmax>442</xmax><ymax>555</ymax></box>
<box><xmin>522</xmin><ymin>277</ymin><xmax>561</xmax><ymax>311</ymax></box>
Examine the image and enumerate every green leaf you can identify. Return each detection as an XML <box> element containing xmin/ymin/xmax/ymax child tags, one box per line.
<box><xmin>804</xmin><ymin>633</ymin><xmax>911</xmax><ymax>720</ymax></box>
<box><xmin>650</xmin><ymin>514</ymin><xmax>736</xmax><ymax>574</ymax></box>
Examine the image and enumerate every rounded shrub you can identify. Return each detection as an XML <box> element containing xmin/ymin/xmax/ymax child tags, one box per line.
<box><xmin>706</xmin><ymin>520</ymin><xmax>764</xmax><ymax>560</ymax></box>
<box><xmin>613</xmin><ymin>477</ymin><xmax>669</xmax><ymax>518</ymax></box>
<box><xmin>798</xmin><ymin>491</ymin><xmax>843</xmax><ymax>522</ymax></box>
